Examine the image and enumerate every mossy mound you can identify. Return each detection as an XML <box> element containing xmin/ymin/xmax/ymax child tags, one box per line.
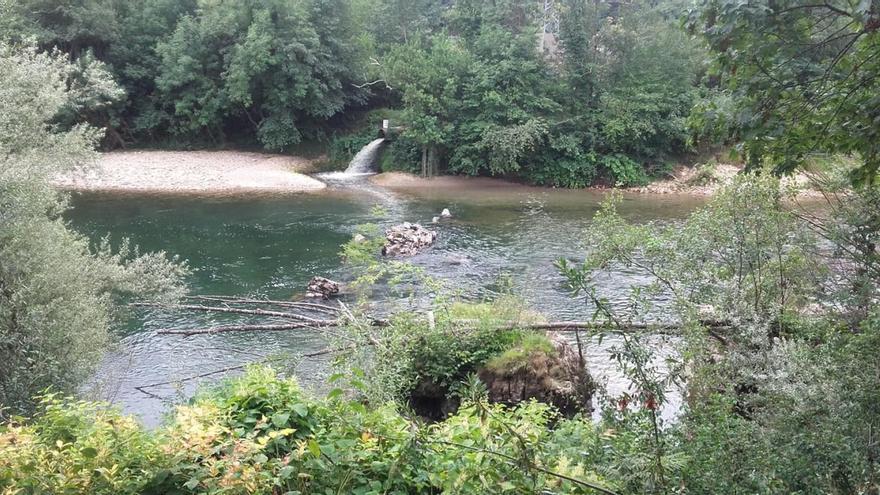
<box><xmin>478</xmin><ymin>333</ymin><xmax>594</xmax><ymax>417</ymax></box>
<box><xmin>408</xmin><ymin>331</ymin><xmax>594</xmax><ymax>419</ymax></box>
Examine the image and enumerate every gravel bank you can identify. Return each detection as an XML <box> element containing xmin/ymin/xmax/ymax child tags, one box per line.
<box><xmin>54</xmin><ymin>150</ymin><xmax>326</xmax><ymax>195</ymax></box>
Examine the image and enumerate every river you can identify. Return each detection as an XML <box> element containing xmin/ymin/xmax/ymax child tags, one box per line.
<box><xmin>66</xmin><ymin>179</ymin><xmax>705</xmax><ymax>427</ymax></box>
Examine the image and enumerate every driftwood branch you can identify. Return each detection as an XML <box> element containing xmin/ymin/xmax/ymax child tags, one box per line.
<box><xmin>183</xmin><ymin>295</ymin><xmax>342</xmax><ymax>314</ymax></box>
<box><xmin>132</xmin><ymin>302</ymin><xmax>328</xmax><ymax>323</ymax></box>
<box><xmin>134</xmin><ymin>343</ymin><xmax>362</xmax><ymax>397</ymax></box>
<box><xmin>156</xmin><ymin>321</ymin><xmax>339</xmax><ymax>336</ymax></box>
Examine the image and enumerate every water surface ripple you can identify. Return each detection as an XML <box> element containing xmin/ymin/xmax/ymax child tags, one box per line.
<box><xmin>67</xmin><ymin>183</ymin><xmax>704</xmax><ymax>426</ymax></box>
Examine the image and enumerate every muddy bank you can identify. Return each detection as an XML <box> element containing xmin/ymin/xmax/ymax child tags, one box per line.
<box><xmin>54</xmin><ymin>151</ymin><xmax>326</xmax><ymax>195</ymax></box>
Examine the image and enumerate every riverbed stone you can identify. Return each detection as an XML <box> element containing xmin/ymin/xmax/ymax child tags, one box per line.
<box><xmin>306</xmin><ymin>276</ymin><xmax>340</xmax><ymax>298</ymax></box>
<box><xmin>382</xmin><ymin>222</ymin><xmax>437</xmax><ymax>256</ymax></box>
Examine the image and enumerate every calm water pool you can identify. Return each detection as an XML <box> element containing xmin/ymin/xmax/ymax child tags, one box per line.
<box><xmin>67</xmin><ymin>180</ymin><xmax>705</xmax><ymax>426</ymax></box>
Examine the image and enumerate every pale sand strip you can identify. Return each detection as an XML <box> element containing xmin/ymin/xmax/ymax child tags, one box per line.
<box><xmin>54</xmin><ymin>150</ymin><xmax>326</xmax><ymax>194</ymax></box>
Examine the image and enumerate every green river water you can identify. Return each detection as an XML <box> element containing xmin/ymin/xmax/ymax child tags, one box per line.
<box><xmin>66</xmin><ymin>179</ymin><xmax>704</xmax><ymax>426</ymax></box>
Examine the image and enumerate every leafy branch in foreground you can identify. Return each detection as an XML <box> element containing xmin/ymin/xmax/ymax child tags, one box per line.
<box><xmin>688</xmin><ymin>0</ymin><xmax>880</xmax><ymax>184</ymax></box>
<box><xmin>0</xmin><ymin>42</ymin><xmax>187</xmax><ymax>415</ymax></box>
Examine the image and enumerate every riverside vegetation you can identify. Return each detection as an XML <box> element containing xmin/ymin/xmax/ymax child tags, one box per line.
<box><xmin>3</xmin><ymin>0</ymin><xmax>875</xmax><ymax>186</ymax></box>
<box><xmin>3</xmin><ymin>0</ymin><xmax>880</xmax><ymax>493</ymax></box>
<box><xmin>4</xmin><ymin>174</ymin><xmax>880</xmax><ymax>494</ymax></box>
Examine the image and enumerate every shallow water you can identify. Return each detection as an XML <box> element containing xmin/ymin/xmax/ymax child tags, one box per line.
<box><xmin>67</xmin><ymin>180</ymin><xmax>705</xmax><ymax>427</ymax></box>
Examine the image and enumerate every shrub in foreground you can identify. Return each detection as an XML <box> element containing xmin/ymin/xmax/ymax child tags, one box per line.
<box><xmin>0</xmin><ymin>367</ymin><xmax>612</xmax><ymax>494</ymax></box>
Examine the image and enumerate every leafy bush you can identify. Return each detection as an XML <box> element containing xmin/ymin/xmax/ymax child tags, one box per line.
<box><xmin>525</xmin><ymin>156</ymin><xmax>599</xmax><ymax>189</ymax></box>
<box><xmin>1</xmin><ymin>367</ymin><xmax>616</xmax><ymax>495</ymax></box>
<box><xmin>684</xmin><ymin>159</ymin><xmax>718</xmax><ymax>186</ymax></box>
<box><xmin>0</xmin><ymin>396</ymin><xmax>166</xmax><ymax>494</ymax></box>
<box><xmin>602</xmin><ymin>154</ymin><xmax>650</xmax><ymax>187</ymax></box>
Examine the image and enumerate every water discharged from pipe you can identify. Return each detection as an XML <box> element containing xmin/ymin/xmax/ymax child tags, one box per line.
<box><xmin>344</xmin><ymin>138</ymin><xmax>386</xmax><ymax>175</ymax></box>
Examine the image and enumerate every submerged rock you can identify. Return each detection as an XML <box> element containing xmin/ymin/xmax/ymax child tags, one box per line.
<box><xmin>382</xmin><ymin>222</ymin><xmax>437</xmax><ymax>256</ymax></box>
<box><xmin>477</xmin><ymin>333</ymin><xmax>594</xmax><ymax>417</ymax></box>
<box><xmin>306</xmin><ymin>276</ymin><xmax>340</xmax><ymax>299</ymax></box>
<box><xmin>440</xmin><ymin>208</ymin><xmax>452</xmax><ymax>218</ymax></box>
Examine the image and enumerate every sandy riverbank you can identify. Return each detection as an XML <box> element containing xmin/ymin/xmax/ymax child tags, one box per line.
<box><xmin>369</xmin><ymin>172</ymin><xmax>528</xmax><ymax>190</ymax></box>
<box><xmin>371</xmin><ymin>166</ymin><xmax>822</xmax><ymax>198</ymax></box>
<box><xmin>54</xmin><ymin>150</ymin><xmax>326</xmax><ymax>195</ymax></box>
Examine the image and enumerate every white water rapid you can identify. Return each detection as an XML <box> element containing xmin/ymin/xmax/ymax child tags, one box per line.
<box><xmin>344</xmin><ymin>138</ymin><xmax>386</xmax><ymax>175</ymax></box>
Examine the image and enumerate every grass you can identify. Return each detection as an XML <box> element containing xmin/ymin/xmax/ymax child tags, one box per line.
<box><xmin>484</xmin><ymin>333</ymin><xmax>556</xmax><ymax>375</ymax></box>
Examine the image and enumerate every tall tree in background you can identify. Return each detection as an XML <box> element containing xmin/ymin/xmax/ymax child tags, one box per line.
<box><xmin>156</xmin><ymin>0</ymin><xmax>370</xmax><ymax>150</ymax></box>
<box><xmin>0</xmin><ymin>43</ymin><xmax>186</xmax><ymax>414</ymax></box>
<box><xmin>688</xmin><ymin>0</ymin><xmax>880</xmax><ymax>183</ymax></box>
<box><xmin>4</xmin><ymin>0</ymin><xmax>197</xmax><ymax>146</ymax></box>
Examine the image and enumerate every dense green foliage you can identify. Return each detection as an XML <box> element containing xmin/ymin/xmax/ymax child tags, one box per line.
<box><xmin>0</xmin><ymin>43</ymin><xmax>186</xmax><ymax>414</ymax></box>
<box><xmin>2</xmin><ymin>0</ymin><xmax>705</xmax><ymax>185</ymax></box>
<box><xmin>556</xmin><ymin>174</ymin><xmax>880</xmax><ymax>493</ymax></box>
<box><xmin>687</xmin><ymin>0</ymin><xmax>880</xmax><ymax>184</ymax></box>
<box><xmin>154</xmin><ymin>0</ymin><xmax>370</xmax><ymax>150</ymax></box>
<box><xmin>1</xmin><ymin>367</ymin><xmax>617</xmax><ymax>494</ymax></box>
<box><xmin>379</xmin><ymin>0</ymin><xmax>701</xmax><ymax>185</ymax></box>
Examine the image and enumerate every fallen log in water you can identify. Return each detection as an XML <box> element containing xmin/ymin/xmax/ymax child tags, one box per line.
<box><xmin>156</xmin><ymin>321</ymin><xmax>338</xmax><ymax>336</ymax></box>
<box><xmin>134</xmin><ymin>343</ymin><xmax>363</xmax><ymax>398</ymax></box>
<box><xmin>135</xmin><ymin>298</ymin><xmax>728</xmax><ymax>338</ymax></box>
<box><xmin>183</xmin><ymin>295</ymin><xmax>342</xmax><ymax>314</ymax></box>
<box><xmin>132</xmin><ymin>302</ymin><xmax>327</xmax><ymax>323</ymax></box>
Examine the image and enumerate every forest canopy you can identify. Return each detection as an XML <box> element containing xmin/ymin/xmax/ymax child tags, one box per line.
<box><xmin>1</xmin><ymin>0</ymin><xmax>703</xmax><ymax>186</ymax></box>
<box><xmin>4</xmin><ymin>0</ymin><xmax>876</xmax><ymax>185</ymax></box>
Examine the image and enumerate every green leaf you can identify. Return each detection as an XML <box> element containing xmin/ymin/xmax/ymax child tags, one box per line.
<box><xmin>307</xmin><ymin>439</ymin><xmax>321</xmax><ymax>458</ymax></box>
<box><xmin>292</xmin><ymin>403</ymin><xmax>309</xmax><ymax>417</ymax></box>
<box><xmin>80</xmin><ymin>447</ymin><xmax>98</xmax><ymax>459</ymax></box>
<box><xmin>272</xmin><ymin>412</ymin><xmax>290</xmax><ymax>427</ymax></box>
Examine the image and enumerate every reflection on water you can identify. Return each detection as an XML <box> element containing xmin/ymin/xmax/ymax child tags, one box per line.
<box><xmin>67</xmin><ymin>182</ymin><xmax>705</xmax><ymax>427</ymax></box>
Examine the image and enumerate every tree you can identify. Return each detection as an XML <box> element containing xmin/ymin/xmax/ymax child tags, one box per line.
<box><xmin>0</xmin><ymin>43</ymin><xmax>186</xmax><ymax>414</ymax></box>
<box><xmin>155</xmin><ymin>0</ymin><xmax>370</xmax><ymax>150</ymax></box>
<box><xmin>381</xmin><ymin>0</ymin><xmax>702</xmax><ymax>185</ymax></box>
<box><xmin>2</xmin><ymin>0</ymin><xmax>198</xmax><ymax>146</ymax></box>
<box><xmin>688</xmin><ymin>0</ymin><xmax>880</xmax><ymax>184</ymax></box>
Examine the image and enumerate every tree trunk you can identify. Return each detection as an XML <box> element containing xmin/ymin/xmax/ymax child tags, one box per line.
<box><xmin>430</xmin><ymin>146</ymin><xmax>439</xmax><ymax>177</ymax></box>
<box><xmin>421</xmin><ymin>145</ymin><xmax>428</xmax><ymax>177</ymax></box>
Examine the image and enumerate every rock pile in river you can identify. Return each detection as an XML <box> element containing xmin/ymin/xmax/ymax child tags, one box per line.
<box><xmin>382</xmin><ymin>222</ymin><xmax>437</xmax><ymax>256</ymax></box>
<box><xmin>306</xmin><ymin>276</ymin><xmax>340</xmax><ymax>298</ymax></box>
